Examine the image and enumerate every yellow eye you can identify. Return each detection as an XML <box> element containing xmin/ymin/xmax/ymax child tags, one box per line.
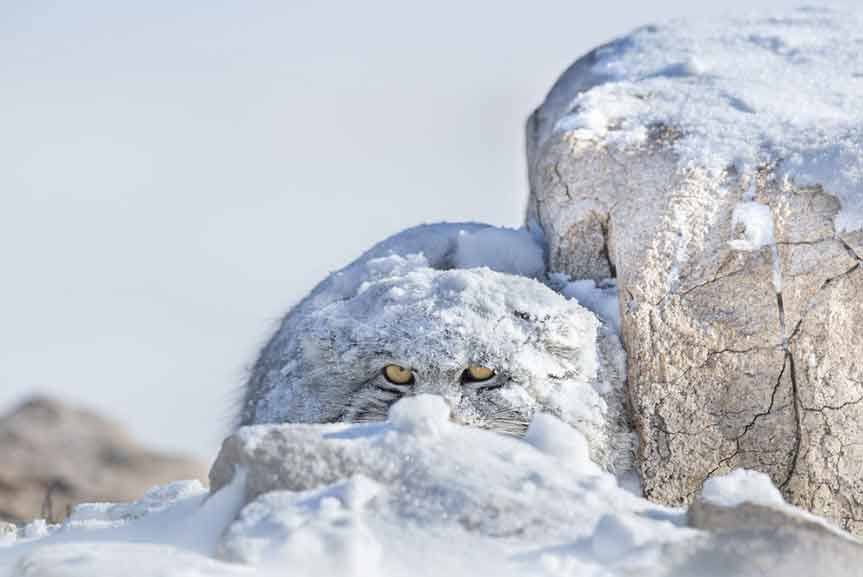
<box><xmin>383</xmin><ymin>364</ymin><xmax>414</xmax><ymax>385</ymax></box>
<box><xmin>464</xmin><ymin>365</ymin><xmax>495</xmax><ymax>382</ymax></box>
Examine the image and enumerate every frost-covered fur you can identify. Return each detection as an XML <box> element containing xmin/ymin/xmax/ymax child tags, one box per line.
<box><xmin>240</xmin><ymin>223</ymin><xmax>633</xmax><ymax>471</ymax></box>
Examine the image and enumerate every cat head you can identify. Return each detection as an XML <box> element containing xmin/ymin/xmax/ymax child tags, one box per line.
<box><xmin>242</xmin><ymin>248</ymin><xmax>615</xmax><ymax>456</ymax></box>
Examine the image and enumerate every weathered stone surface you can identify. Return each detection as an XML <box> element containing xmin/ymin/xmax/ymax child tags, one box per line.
<box><xmin>0</xmin><ymin>397</ymin><xmax>208</xmax><ymax>523</ymax></box>
<box><xmin>526</xmin><ymin>7</ymin><xmax>863</xmax><ymax>532</ymax></box>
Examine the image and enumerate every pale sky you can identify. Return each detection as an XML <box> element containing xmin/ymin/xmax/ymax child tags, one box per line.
<box><xmin>1</xmin><ymin>0</ymin><xmax>829</xmax><ymax>462</ymax></box>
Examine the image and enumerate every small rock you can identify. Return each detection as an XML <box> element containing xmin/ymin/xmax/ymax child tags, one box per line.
<box><xmin>0</xmin><ymin>396</ymin><xmax>208</xmax><ymax>523</ymax></box>
<box><xmin>670</xmin><ymin>475</ymin><xmax>863</xmax><ymax>577</ymax></box>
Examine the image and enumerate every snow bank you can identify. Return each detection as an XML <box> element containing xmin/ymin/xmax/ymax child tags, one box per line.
<box><xmin>218</xmin><ymin>477</ymin><xmax>384</xmax><ymax>575</ymax></box>
<box><xmin>0</xmin><ymin>480</ymin><xmax>249</xmax><ymax>576</ymax></box>
<box><xmin>0</xmin><ymin>397</ymin><xmax>686</xmax><ymax>577</ymax></box>
<box><xmin>3</xmin><ymin>396</ymin><xmax>861</xmax><ymax>577</ymax></box>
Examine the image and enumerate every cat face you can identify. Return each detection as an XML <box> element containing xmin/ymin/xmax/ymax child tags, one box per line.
<box><xmin>242</xmin><ymin>254</ymin><xmax>610</xmax><ymax>446</ymax></box>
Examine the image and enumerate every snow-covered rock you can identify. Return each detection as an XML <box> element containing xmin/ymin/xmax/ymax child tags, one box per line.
<box><xmin>6</xmin><ymin>399</ymin><xmax>862</xmax><ymax>577</ymax></box>
<box><xmin>684</xmin><ymin>469</ymin><xmax>863</xmax><ymax>577</ymax></box>
<box><xmin>527</xmin><ymin>5</ymin><xmax>863</xmax><ymax>533</ymax></box>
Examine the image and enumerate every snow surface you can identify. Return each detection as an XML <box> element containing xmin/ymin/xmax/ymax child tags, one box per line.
<box><xmin>550</xmin><ymin>274</ymin><xmax>621</xmax><ymax>335</ymax></box>
<box><xmin>728</xmin><ymin>198</ymin><xmax>783</xmax><ymax>292</ymax></box>
<box><xmin>536</xmin><ymin>5</ymin><xmax>863</xmax><ymax>233</ymax></box>
<box><xmin>2</xmin><ymin>396</ymin><xmax>841</xmax><ymax>577</ymax></box>
<box><xmin>285</xmin><ymin>222</ymin><xmax>546</xmax><ymax>318</ymax></box>
<box><xmin>728</xmin><ymin>202</ymin><xmax>775</xmax><ymax>253</ymax></box>
<box><xmin>452</xmin><ymin>226</ymin><xmax>546</xmax><ymax>279</ymax></box>
<box><xmin>700</xmin><ymin>469</ymin><xmax>784</xmax><ymax>509</ymax></box>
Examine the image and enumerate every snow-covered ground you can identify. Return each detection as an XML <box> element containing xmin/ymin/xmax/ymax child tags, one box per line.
<box><xmin>3</xmin><ymin>395</ymin><xmax>839</xmax><ymax>577</ymax></box>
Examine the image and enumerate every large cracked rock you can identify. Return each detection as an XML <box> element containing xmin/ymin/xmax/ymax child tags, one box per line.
<box><xmin>0</xmin><ymin>397</ymin><xmax>208</xmax><ymax>523</ymax></box>
<box><xmin>526</xmin><ymin>7</ymin><xmax>863</xmax><ymax>532</ymax></box>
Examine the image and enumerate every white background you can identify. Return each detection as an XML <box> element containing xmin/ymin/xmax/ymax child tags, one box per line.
<box><xmin>0</xmin><ymin>0</ymin><xmax>833</xmax><ymax>461</ymax></box>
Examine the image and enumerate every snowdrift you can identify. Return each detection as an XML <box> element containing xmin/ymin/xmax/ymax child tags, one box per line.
<box><xmin>3</xmin><ymin>396</ymin><xmax>861</xmax><ymax>577</ymax></box>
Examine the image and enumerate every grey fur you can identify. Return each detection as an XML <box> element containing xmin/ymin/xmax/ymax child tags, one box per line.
<box><xmin>239</xmin><ymin>223</ymin><xmax>634</xmax><ymax>472</ymax></box>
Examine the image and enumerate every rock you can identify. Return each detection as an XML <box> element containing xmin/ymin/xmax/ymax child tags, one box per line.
<box><xmin>689</xmin><ymin>500</ymin><xmax>847</xmax><ymax>538</ymax></box>
<box><xmin>654</xmin><ymin>469</ymin><xmax>863</xmax><ymax>576</ymax></box>
<box><xmin>208</xmin><ymin>397</ymin><xmax>649</xmax><ymax>554</ymax></box>
<box><xmin>0</xmin><ymin>396</ymin><xmax>208</xmax><ymax>523</ymax></box>
<box><xmin>678</xmin><ymin>493</ymin><xmax>863</xmax><ymax>577</ymax></box>
<box><xmin>667</xmin><ymin>523</ymin><xmax>863</xmax><ymax>577</ymax></box>
<box><xmin>526</xmin><ymin>7</ymin><xmax>863</xmax><ymax>532</ymax></box>
<box><xmin>208</xmin><ymin>425</ymin><xmax>367</xmax><ymax>502</ymax></box>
